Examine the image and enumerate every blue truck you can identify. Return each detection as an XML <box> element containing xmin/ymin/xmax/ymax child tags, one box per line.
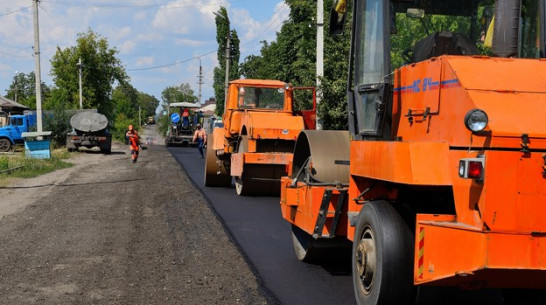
<box><xmin>0</xmin><ymin>112</ymin><xmax>37</xmax><ymax>152</ymax></box>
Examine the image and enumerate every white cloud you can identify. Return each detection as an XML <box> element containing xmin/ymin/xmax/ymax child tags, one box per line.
<box><xmin>152</xmin><ymin>0</ymin><xmax>229</xmax><ymax>35</ymax></box>
<box><xmin>233</xmin><ymin>1</ymin><xmax>289</xmax><ymax>44</ymax></box>
<box><xmin>134</xmin><ymin>11</ymin><xmax>147</xmax><ymax>22</ymax></box>
<box><xmin>111</xmin><ymin>27</ymin><xmax>132</xmax><ymax>41</ymax></box>
<box><xmin>120</xmin><ymin>40</ymin><xmax>137</xmax><ymax>54</ymax></box>
<box><xmin>135</xmin><ymin>56</ymin><xmax>154</xmax><ymax>67</ymax></box>
<box><xmin>175</xmin><ymin>39</ymin><xmax>208</xmax><ymax>47</ymax></box>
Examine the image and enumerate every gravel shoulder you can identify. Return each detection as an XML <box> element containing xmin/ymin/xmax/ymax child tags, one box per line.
<box><xmin>0</xmin><ymin>125</ymin><xmax>271</xmax><ymax>304</ymax></box>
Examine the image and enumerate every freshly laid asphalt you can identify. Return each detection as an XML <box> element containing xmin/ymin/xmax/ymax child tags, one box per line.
<box><xmin>169</xmin><ymin>146</ymin><xmax>506</xmax><ymax>305</ymax></box>
<box><xmin>169</xmin><ymin>146</ymin><xmax>355</xmax><ymax>305</ymax></box>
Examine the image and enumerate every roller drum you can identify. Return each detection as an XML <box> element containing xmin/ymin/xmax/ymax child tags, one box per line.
<box><xmin>292</xmin><ymin>130</ymin><xmax>350</xmax><ymax>184</ymax></box>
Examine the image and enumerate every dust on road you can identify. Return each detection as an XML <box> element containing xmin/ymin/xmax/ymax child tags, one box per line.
<box><xmin>0</xmin><ymin>125</ymin><xmax>271</xmax><ymax>304</ymax></box>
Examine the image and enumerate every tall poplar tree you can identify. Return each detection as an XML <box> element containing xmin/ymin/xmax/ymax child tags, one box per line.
<box><xmin>213</xmin><ymin>7</ymin><xmax>240</xmax><ymax>116</ymax></box>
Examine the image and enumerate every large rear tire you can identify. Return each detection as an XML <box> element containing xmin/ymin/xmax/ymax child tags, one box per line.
<box><xmin>353</xmin><ymin>201</ymin><xmax>414</xmax><ymax>305</ymax></box>
<box><xmin>204</xmin><ymin>134</ymin><xmax>231</xmax><ymax>187</ymax></box>
<box><xmin>0</xmin><ymin>139</ymin><xmax>12</xmax><ymax>152</ymax></box>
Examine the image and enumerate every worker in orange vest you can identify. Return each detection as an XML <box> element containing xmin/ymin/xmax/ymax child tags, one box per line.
<box><xmin>126</xmin><ymin>125</ymin><xmax>140</xmax><ymax>163</ymax></box>
<box><xmin>182</xmin><ymin>108</ymin><xmax>190</xmax><ymax>127</ymax></box>
<box><xmin>192</xmin><ymin>124</ymin><xmax>207</xmax><ymax>158</ymax></box>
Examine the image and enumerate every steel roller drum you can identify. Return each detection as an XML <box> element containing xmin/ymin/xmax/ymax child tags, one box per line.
<box><xmin>70</xmin><ymin>111</ymin><xmax>108</xmax><ymax>132</ymax></box>
<box><xmin>292</xmin><ymin>130</ymin><xmax>350</xmax><ymax>184</ymax></box>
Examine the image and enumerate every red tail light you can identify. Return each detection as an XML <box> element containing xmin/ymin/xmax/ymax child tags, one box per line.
<box><xmin>467</xmin><ymin>161</ymin><xmax>483</xmax><ymax>179</ymax></box>
<box><xmin>458</xmin><ymin>157</ymin><xmax>485</xmax><ymax>181</ymax></box>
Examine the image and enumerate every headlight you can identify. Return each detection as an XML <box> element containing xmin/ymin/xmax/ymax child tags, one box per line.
<box><xmin>464</xmin><ymin>109</ymin><xmax>488</xmax><ymax>132</ymax></box>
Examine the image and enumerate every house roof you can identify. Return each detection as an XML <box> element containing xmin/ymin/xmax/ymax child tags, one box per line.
<box><xmin>0</xmin><ymin>96</ymin><xmax>29</xmax><ymax>109</ymax></box>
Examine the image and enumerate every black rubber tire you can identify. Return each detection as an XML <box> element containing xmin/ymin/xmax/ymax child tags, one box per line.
<box><xmin>235</xmin><ymin>136</ymin><xmax>251</xmax><ymax>196</ymax></box>
<box><xmin>352</xmin><ymin>201</ymin><xmax>414</xmax><ymax>305</ymax></box>
<box><xmin>0</xmin><ymin>138</ymin><xmax>11</xmax><ymax>152</ymax></box>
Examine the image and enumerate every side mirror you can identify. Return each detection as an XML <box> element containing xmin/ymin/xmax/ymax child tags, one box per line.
<box><xmin>329</xmin><ymin>0</ymin><xmax>347</xmax><ymax>35</ymax></box>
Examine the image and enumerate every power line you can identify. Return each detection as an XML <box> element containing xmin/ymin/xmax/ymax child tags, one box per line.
<box><xmin>240</xmin><ymin>4</ymin><xmax>289</xmax><ymax>52</ymax></box>
<box><xmin>0</xmin><ymin>49</ymin><xmax>32</xmax><ymax>58</ymax></box>
<box><xmin>127</xmin><ymin>50</ymin><xmax>216</xmax><ymax>71</ymax></box>
<box><xmin>0</xmin><ymin>5</ymin><xmax>32</xmax><ymax>18</ymax></box>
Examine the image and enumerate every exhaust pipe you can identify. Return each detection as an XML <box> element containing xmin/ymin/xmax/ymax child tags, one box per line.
<box><xmin>492</xmin><ymin>0</ymin><xmax>521</xmax><ymax>57</ymax></box>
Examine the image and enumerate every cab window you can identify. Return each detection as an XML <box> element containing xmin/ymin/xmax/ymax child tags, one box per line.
<box><xmin>237</xmin><ymin>86</ymin><xmax>285</xmax><ymax>110</ymax></box>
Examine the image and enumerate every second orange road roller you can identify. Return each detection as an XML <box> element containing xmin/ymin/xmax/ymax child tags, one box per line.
<box><xmin>205</xmin><ymin>79</ymin><xmax>316</xmax><ymax>196</ymax></box>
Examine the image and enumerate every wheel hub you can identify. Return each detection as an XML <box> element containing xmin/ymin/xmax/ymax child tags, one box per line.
<box><xmin>355</xmin><ymin>228</ymin><xmax>376</xmax><ymax>294</ymax></box>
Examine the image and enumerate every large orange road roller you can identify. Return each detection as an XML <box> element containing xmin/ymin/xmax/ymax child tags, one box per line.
<box><xmin>281</xmin><ymin>0</ymin><xmax>546</xmax><ymax>304</ymax></box>
<box><xmin>205</xmin><ymin>79</ymin><xmax>316</xmax><ymax>196</ymax></box>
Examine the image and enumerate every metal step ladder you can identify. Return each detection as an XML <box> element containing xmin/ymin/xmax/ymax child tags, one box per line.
<box><xmin>312</xmin><ymin>188</ymin><xmax>347</xmax><ymax>239</ymax></box>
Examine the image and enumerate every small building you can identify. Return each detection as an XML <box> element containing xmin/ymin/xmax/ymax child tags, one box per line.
<box><xmin>0</xmin><ymin>96</ymin><xmax>29</xmax><ymax>127</ymax></box>
<box><xmin>199</xmin><ymin>97</ymin><xmax>217</xmax><ymax>116</ymax></box>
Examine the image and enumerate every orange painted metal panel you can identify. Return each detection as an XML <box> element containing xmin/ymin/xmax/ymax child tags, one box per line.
<box><xmin>350</xmin><ymin>141</ymin><xmax>452</xmax><ymax>185</ymax></box>
<box><xmin>211</xmin><ymin>128</ymin><xmax>225</xmax><ymax>151</ymax></box>
<box><xmin>393</xmin><ymin>56</ymin><xmax>546</xmax><ymax>150</ymax></box>
<box><xmin>414</xmin><ymin>214</ymin><xmax>546</xmax><ymax>287</ymax></box>
<box><xmin>232</xmin><ymin>153</ymin><xmax>292</xmax><ymax>178</ymax></box>
<box><xmin>447</xmin><ymin>56</ymin><xmax>546</xmax><ymax>93</ymax></box>
<box><xmin>467</xmin><ymin>90</ymin><xmax>546</xmax><ymax>140</ymax></box>
<box><xmin>246</xmin><ymin>112</ymin><xmax>304</xmax><ymax>141</ymax></box>
<box><xmin>231</xmin><ymin>153</ymin><xmax>244</xmax><ymax>177</ymax></box>
<box><xmin>280</xmin><ymin>177</ymin><xmax>348</xmax><ymax>237</ymax></box>
<box><xmin>480</xmin><ymin>150</ymin><xmax>546</xmax><ymax>233</ymax></box>
<box><xmin>242</xmin><ymin>152</ymin><xmax>292</xmax><ymax>165</ymax></box>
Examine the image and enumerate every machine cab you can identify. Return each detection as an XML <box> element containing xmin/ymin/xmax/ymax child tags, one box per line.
<box><xmin>336</xmin><ymin>0</ymin><xmax>546</xmax><ymax>140</ymax></box>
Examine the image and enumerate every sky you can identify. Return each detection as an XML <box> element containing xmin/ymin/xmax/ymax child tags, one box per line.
<box><xmin>0</xmin><ymin>0</ymin><xmax>290</xmax><ymax>107</ymax></box>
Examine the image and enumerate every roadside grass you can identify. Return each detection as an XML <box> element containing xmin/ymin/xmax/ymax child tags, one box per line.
<box><xmin>0</xmin><ymin>149</ymin><xmax>74</xmax><ymax>181</ymax></box>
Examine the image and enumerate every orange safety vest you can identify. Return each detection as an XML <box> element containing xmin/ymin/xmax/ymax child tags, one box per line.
<box><xmin>128</xmin><ymin>131</ymin><xmax>139</xmax><ymax>150</ymax></box>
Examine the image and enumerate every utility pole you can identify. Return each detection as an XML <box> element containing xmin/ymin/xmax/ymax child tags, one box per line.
<box><xmin>78</xmin><ymin>58</ymin><xmax>83</xmax><ymax>109</ymax></box>
<box><xmin>197</xmin><ymin>57</ymin><xmax>203</xmax><ymax>105</ymax></box>
<box><xmin>14</xmin><ymin>71</ymin><xmax>18</xmax><ymax>103</ymax></box>
<box><xmin>316</xmin><ymin>0</ymin><xmax>324</xmax><ymax>130</ymax></box>
<box><xmin>32</xmin><ymin>0</ymin><xmax>43</xmax><ymax>133</ymax></box>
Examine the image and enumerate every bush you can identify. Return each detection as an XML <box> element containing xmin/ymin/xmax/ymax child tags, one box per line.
<box><xmin>44</xmin><ymin>104</ymin><xmax>73</xmax><ymax>148</ymax></box>
<box><xmin>113</xmin><ymin>113</ymin><xmax>137</xmax><ymax>143</ymax></box>
<box><xmin>157</xmin><ymin>114</ymin><xmax>169</xmax><ymax>138</ymax></box>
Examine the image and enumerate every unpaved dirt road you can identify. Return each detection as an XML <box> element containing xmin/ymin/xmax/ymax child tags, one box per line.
<box><xmin>0</xmin><ymin>126</ymin><xmax>272</xmax><ymax>304</ymax></box>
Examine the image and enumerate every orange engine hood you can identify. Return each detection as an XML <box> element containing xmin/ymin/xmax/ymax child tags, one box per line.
<box><xmin>245</xmin><ymin>112</ymin><xmax>304</xmax><ymax>140</ymax></box>
<box><xmin>451</xmin><ymin>57</ymin><xmax>546</xmax><ymax>139</ymax></box>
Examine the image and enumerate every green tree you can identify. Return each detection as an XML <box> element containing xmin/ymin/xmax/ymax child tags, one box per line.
<box><xmin>112</xmin><ymin>83</ymin><xmax>139</xmax><ymax>121</ymax></box>
<box><xmin>161</xmin><ymin>84</ymin><xmax>197</xmax><ymax>113</ymax></box>
<box><xmin>5</xmin><ymin>72</ymin><xmax>50</xmax><ymax>109</ymax></box>
<box><xmin>49</xmin><ymin>29</ymin><xmax>128</xmax><ymax>118</ymax></box>
<box><xmin>139</xmin><ymin>92</ymin><xmax>159</xmax><ymax>119</ymax></box>
<box><xmin>213</xmin><ymin>7</ymin><xmax>240</xmax><ymax>115</ymax></box>
<box><xmin>238</xmin><ymin>0</ymin><xmax>350</xmax><ymax>130</ymax></box>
